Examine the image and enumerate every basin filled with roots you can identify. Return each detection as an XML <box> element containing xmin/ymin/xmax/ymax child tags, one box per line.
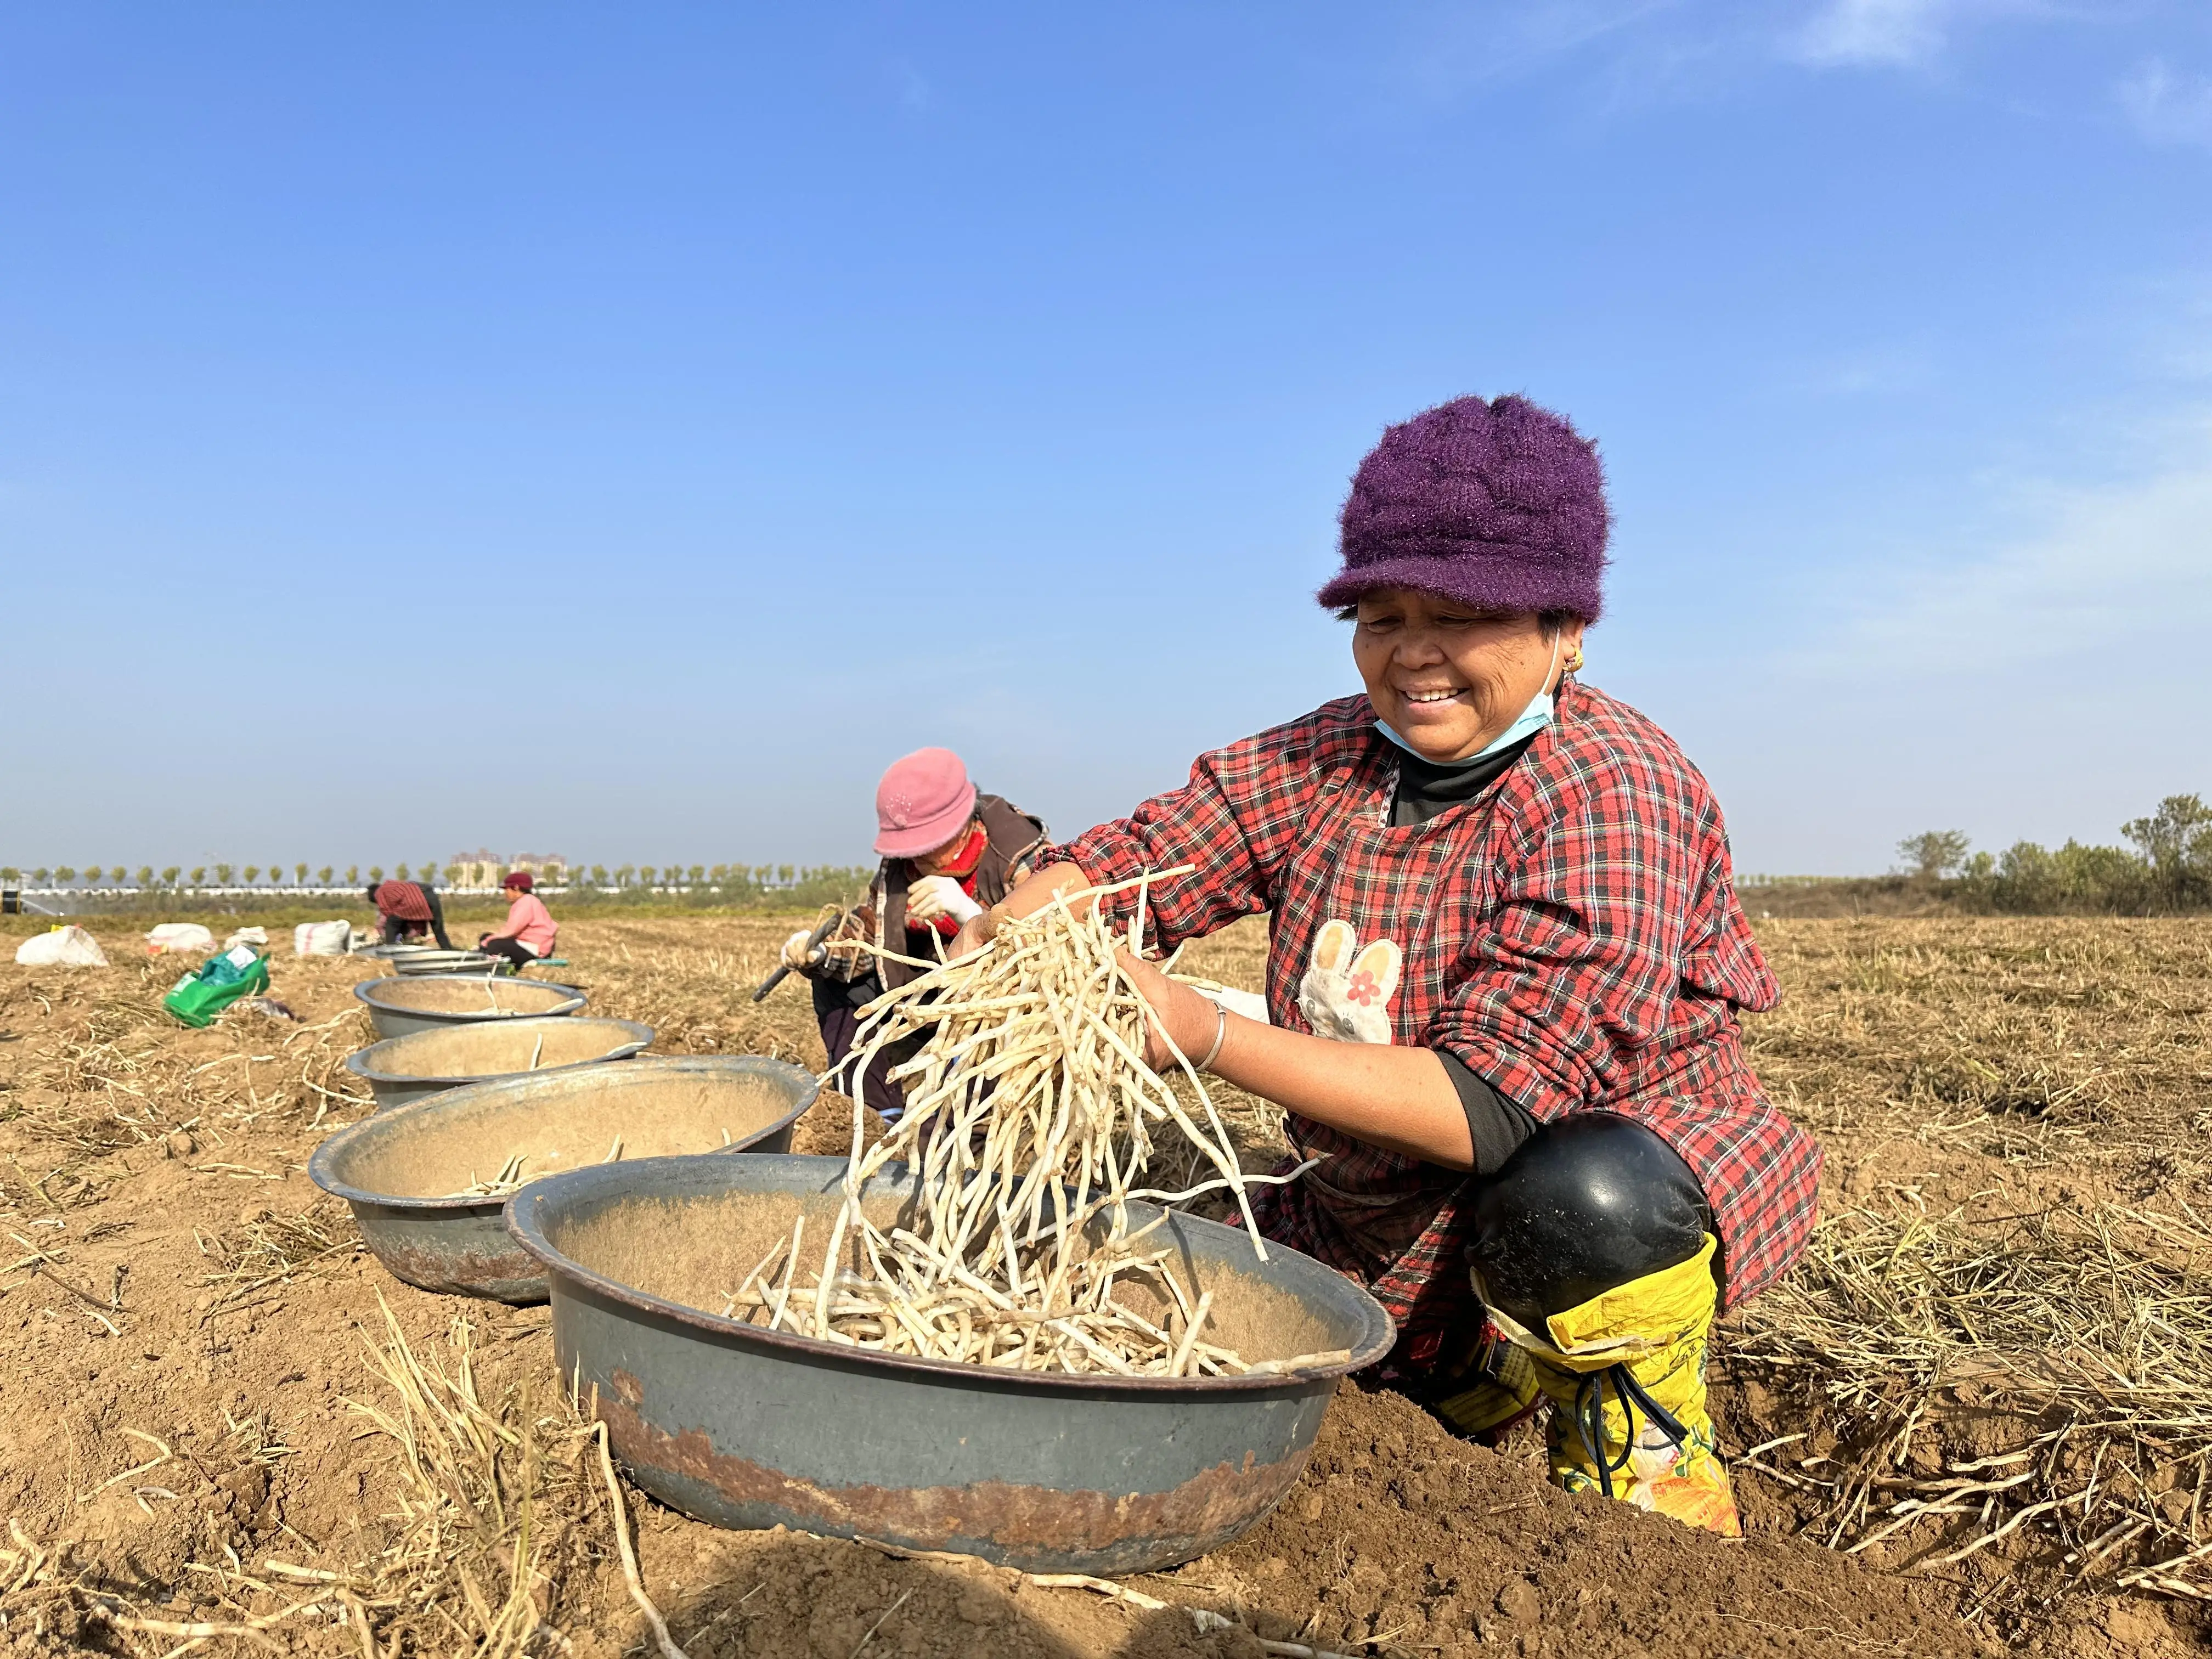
<box><xmin>344</xmin><ymin>1017</ymin><xmax>653</xmax><ymax>1111</ymax></box>
<box><xmin>504</xmin><ymin>1153</ymin><xmax>1393</xmax><ymax>1576</ymax></box>
<box><xmin>353</xmin><ymin>973</ymin><xmax>588</xmax><ymax>1040</ymax></box>
<box><xmin>310</xmin><ymin>1056</ymin><xmax>817</xmax><ymax>1301</ymax></box>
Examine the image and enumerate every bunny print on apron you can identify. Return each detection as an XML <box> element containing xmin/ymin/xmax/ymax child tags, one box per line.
<box><xmin>1296</xmin><ymin>919</ymin><xmax>1403</xmax><ymax>1045</ymax></box>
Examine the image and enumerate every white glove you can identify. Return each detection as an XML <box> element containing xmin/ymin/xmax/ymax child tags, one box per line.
<box><xmin>781</xmin><ymin>929</ymin><xmax>822</xmax><ymax>972</ymax></box>
<box><xmin>1194</xmin><ymin>985</ymin><xmax>1271</xmax><ymax>1025</ymax></box>
<box><xmin>906</xmin><ymin>874</ymin><xmax>983</xmax><ymax>927</ymax></box>
<box><xmin>1295</xmin><ymin>918</ymin><xmax>1401</xmax><ymax>1045</ymax></box>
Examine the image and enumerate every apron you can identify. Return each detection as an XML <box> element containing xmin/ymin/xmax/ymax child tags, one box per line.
<box><xmin>1253</xmin><ymin>736</ymin><xmax>1533</xmax><ymax>1365</ymax></box>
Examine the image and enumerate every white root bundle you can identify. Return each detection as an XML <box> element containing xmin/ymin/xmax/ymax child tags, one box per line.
<box><xmin>727</xmin><ymin>872</ymin><xmax>1324</xmax><ymax>1376</ymax></box>
<box><xmin>457</xmin><ymin>1153</ymin><xmax>532</xmax><ymax>1198</ymax></box>
<box><xmin>451</xmin><ymin>1135</ymin><xmax>626</xmax><ymax>1198</ymax></box>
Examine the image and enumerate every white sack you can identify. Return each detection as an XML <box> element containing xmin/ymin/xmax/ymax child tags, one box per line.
<box><xmin>145</xmin><ymin>922</ymin><xmax>217</xmax><ymax>955</ymax></box>
<box><xmin>293</xmin><ymin>920</ymin><xmax>353</xmax><ymax>956</ymax></box>
<box><xmin>16</xmin><ymin>926</ymin><xmax>110</xmax><ymax>968</ymax></box>
<box><xmin>223</xmin><ymin>926</ymin><xmax>270</xmax><ymax>951</ymax></box>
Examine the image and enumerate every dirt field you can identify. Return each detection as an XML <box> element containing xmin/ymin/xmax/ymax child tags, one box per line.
<box><xmin>0</xmin><ymin>913</ymin><xmax>2204</xmax><ymax>1657</ymax></box>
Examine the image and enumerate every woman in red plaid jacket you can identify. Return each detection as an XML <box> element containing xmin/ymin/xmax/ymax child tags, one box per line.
<box><xmin>957</xmin><ymin>395</ymin><xmax>1819</xmax><ymax>1536</ymax></box>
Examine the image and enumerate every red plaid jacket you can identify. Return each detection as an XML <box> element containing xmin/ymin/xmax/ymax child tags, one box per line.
<box><xmin>374</xmin><ymin>881</ymin><xmax>433</xmax><ymax>923</ymax></box>
<box><xmin>1049</xmin><ymin>682</ymin><xmax>1819</xmax><ymax>1375</ymax></box>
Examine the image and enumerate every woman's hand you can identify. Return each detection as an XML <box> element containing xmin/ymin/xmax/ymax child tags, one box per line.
<box><xmin>1117</xmin><ymin>950</ymin><xmax>1222</xmax><ymax>1071</ymax></box>
<box><xmin>1122</xmin><ymin>965</ymin><xmax>1479</xmax><ymax>1169</ymax></box>
<box><xmin>948</xmin><ymin>912</ymin><xmax>991</xmax><ymax>961</ymax></box>
<box><xmin>950</xmin><ymin>859</ymin><xmax>1475</xmax><ymax>1167</ymax></box>
<box><xmin>907</xmin><ymin>874</ymin><xmax>981</xmax><ymax>928</ymax></box>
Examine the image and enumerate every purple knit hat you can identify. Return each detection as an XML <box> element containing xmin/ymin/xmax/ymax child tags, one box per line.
<box><xmin>1317</xmin><ymin>394</ymin><xmax>1608</xmax><ymax>620</ymax></box>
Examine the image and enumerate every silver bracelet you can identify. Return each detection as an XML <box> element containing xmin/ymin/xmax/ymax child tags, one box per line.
<box><xmin>1196</xmin><ymin>1000</ymin><xmax>1230</xmax><ymax>1072</ymax></box>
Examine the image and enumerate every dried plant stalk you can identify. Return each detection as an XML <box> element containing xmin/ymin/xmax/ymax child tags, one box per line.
<box><xmin>451</xmin><ymin>1135</ymin><xmax>628</xmax><ymax>1198</ymax></box>
<box><xmin>1733</xmin><ymin>1200</ymin><xmax>2212</xmax><ymax>1606</ymax></box>
<box><xmin>2</xmin><ymin>1295</ymin><xmax>669</xmax><ymax>1658</ymax></box>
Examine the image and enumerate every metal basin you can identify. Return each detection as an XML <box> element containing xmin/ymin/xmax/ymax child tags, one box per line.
<box><xmin>344</xmin><ymin>1017</ymin><xmax>653</xmax><ymax>1111</ymax></box>
<box><xmin>354</xmin><ymin>974</ymin><xmax>588</xmax><ymax>1041</ymax></box>
<box><xmin>504</xmin><ymin>1153</ymin><xmax>1395</xmax><ymax>1576</ymax></box>
<box><xmin>309</xmin><ymin>1057</ymin><xmax>818</xmax><ymax>1302</ymax></box>
<box><xmin>390</xmin><ymin>949</ymin><xmax>506</xmax><ymax>977</ymax></box>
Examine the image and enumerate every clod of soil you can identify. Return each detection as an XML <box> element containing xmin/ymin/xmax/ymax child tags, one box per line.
<box><xmin>635</xmin><ymin>1387</ymin><xmax>1985</xmax><ymax>1659</ymax></box>
<box><xmin>1195</xmin><ymin>1386</ymin><xmax>1984</xmax><ymax>1657</ymax></box>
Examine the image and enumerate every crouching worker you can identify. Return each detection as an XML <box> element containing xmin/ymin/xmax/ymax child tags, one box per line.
<box><xmin>952</xmin><ymin>396</ymin><xmax>1820</xmax><ymax>1536</ymax></box>
<box><xmin>479</xmin><ymin>871</ymin><xmax>557</xmax><ymax>968</ymax></box>
<box><xmin>784</xmin><ymin>748</ymin><xmax>1045</xmax><ymax>1121</ymax></box>
<box><xmin>370</xmin><ymin>878</ymin><xmax>453</xmax><ymax>949</ymax></box>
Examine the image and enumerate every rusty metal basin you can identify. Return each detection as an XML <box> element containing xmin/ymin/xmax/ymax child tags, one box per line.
<box><xmin>343</xmin><ymin>1017</ymin><xmax>653</xmax><ymax>1111</ymax></box>
<box><xmin>309</xmin><ymin>1057</ymin><xmax>817</xmax><ymax>1302</ymax></box>
<box><xmin>503</xmin><ymin>1153</ymin><xmax>1395</xmax><ymax>1576</ymax></box>
<box><xmin>354</xmin><ymin>974</ymin><xmax>588</xmax><ymax>1041</ymax></box>
<box><xmin>390</xmin><ymin>949</ymin><xmax>506</xmax><ymax>977</ymax></box>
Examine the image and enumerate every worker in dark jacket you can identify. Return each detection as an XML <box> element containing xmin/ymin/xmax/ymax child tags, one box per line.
<box><xmin>782</xmin><ymin>748</ymin><xmax>1045</xmax><ymax>1121</ymax></box>
<box><xmin>369</xmin><ymin>880</ymin><xmax>454</xmax><ymax>949</ymax></box>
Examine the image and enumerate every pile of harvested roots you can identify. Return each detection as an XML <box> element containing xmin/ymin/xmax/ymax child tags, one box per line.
<box><xmin>729</xmin><ymin>873</ymin><xmax>1310</xmax><ymax>1377</ymax></box>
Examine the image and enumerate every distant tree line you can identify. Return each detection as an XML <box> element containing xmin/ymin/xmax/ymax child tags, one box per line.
<box><xmin>16</xmin><ymin>804</ymin><xmax>2208</xmax><ymax>919</ymax></box>
<box><xmin>0</xmin><ymin>862</ymin><xmax>869</xmax><ymax>888</ymax></box>
<box><xmin>0</xmin><ymin>864</ymin><xmax>358</xmax><ymax>889</ymax></box>
<box><xmin>1892</xmin><ymin>793</ymin><xmax>2212</xmax><ymax>915</ymax></box>
<box><xmin>554</xmin><ymin>865</ymin><xmax>873</xmax><ymax>909</ymax></box>
<box><xmin>0</xmin><ymin>860</ymin><xmax>876</xmax><ymax>912</ymax></box>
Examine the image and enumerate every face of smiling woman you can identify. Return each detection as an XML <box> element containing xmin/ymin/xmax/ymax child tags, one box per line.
<box><xmin>1351</xmin><ymin>587</ymin><xmax>1587</xmax><ymax>764</ymax></box>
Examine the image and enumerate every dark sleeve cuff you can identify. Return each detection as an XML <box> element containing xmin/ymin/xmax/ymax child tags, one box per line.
<box><xmin>1436</xmin><ymin>1051</ymin><xmax>1538</xmax><ymax>1176</ymax></box>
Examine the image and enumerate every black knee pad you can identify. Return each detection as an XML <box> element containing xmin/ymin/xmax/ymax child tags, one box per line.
<box><xmin>1465</xmin><ymin>1114</ymin><xmax>1712</xmax><ymax>1333</ymax></box>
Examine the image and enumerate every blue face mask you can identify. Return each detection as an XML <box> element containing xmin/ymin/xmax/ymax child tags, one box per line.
<box><xmin>1374</xmin><ymin>635</ymin><xmax>1561</xmax><ymax>764</ymax></box>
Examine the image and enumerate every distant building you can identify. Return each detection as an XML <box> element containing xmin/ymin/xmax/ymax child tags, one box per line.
<box><xmin>448</xmin><ymin>848</ymin><xmax>500</xmax><ymax>889</ymax></box>
<box><xmin>448</xmin><ymin>849</ymin><xmax>568</xmax><ymax>888</ymax></box>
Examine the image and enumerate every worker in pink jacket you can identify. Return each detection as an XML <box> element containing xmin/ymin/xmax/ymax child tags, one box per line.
<box><xmin>479</xmin><ymin>871</ymin><xmax>557</xmax><ymax>968</ymax></box>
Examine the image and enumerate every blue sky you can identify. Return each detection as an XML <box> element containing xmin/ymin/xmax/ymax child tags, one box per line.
<box><xmin>2</xmin><ymin>1</ymin><xmax>2207</xmax><ymax>877</ymax></box>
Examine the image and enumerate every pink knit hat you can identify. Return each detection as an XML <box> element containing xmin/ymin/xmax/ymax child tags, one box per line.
<box><xmin>874</xmin><ymin>748</ymin><xmax>978</xmax><ymax>858</ymax></box>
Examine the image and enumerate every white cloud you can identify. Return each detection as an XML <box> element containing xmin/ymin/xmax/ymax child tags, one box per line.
<box><xmin>1797</xmin><ymin>342</ymin><xmax>1938</xmax><ymax>396</ymax></box>
<box><xmin>890</xmin><ymin>58</ymin><xmax>935</xmax><ymax>114</ymax></box>
<box><xmin>1705</xmin><ymin>429</ymin><xmax>2212</xmax><ymax>873</ymax></box>
<box><xmin>1796</xmin><ymin>426</ymin><xmax>2212</xmax><ymax>678</ymax></box>
<box><xmin>1392</xmin><ymin>0</ymin><xmax>2076</xmax><ymax>110</ymax></box>
<box><xmin>2120</xmin><ymin>59</ymin><xmax>2212</xmax><ymax>150</ymax></box>
<box><xmin>1785</xmin><ymin>0</ymin><xmax>2068</xmax><ymax>72</ymax></box>
<box><xmin>1791</xmin><ymin>0</ymin><xmax>1954</xmax><ymax>68</ymax></box>
<box><xmin>1400</xmin><ymin>1</ymin><xmax>1689</xmax><ymax>95</ymax></box>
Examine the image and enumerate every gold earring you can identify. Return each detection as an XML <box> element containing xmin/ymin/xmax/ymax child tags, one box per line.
<box><xmin>1565</xmin><ymin>646</ymin><xmax>1585</xmax><ymax>674</ymax></box>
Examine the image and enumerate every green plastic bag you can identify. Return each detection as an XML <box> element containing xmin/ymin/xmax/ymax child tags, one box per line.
<box><xmin>162</xmin><ymin>945</ymin><xmax>271</xmax><ymax>1028</ymax></box>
